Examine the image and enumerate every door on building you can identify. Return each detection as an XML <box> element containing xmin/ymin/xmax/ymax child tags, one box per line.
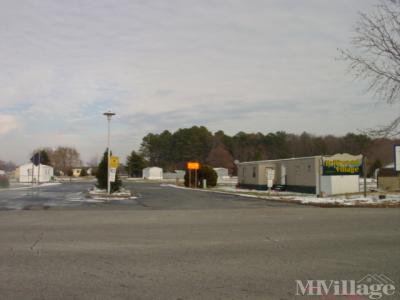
<box><xmin>266</xmin><ymin>167</ymin><xmax>275</xmax><ymax>189</ymax></box>
<box><xmin>281</xmin><ymin>165</ymin><xmax>286</xmax><ymax>185</ymax></box>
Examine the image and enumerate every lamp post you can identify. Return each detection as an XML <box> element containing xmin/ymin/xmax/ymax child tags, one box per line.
<box><xmin>103</xmin><ymin>110</ymin><xmax>115</xmax><ymax>195</ymax></box>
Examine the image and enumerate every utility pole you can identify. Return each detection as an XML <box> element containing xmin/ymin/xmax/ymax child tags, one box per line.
<box><xmin>38</xmin><ymin>151</ymin><xmax>41</xmax><ymax>185</ymax></box>
<box><xmin>103</xmin><ymin>111</ymin><xmax>115</xmax><ymax>195</ymax></box>
<box><xmin>363</xmin><ymin>155</ymin><xmax>367</xmax><ymax>198</ymax></box>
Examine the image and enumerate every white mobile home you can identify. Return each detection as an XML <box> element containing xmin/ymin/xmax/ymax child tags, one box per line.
<box><xmin>237</xmin><ymin>153</ymin><xmax>362</xmax><ymax>196</ymax></box>
<box><xmin>214</xmin><ymin>167</ymin><xmax>229</xmax><ymax>183</ymax></box>
<box><xmin>142</xmin><ymin>167</ymin><xmax>163</xmax><ymax>180</ymax></box>
<box><xmin>18</xmin><ymin>163</ymin><xmax>54</xmax><ymax>183</ymax></box>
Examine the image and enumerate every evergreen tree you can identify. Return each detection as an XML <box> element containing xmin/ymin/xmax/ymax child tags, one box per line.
<box><xmin>126</xmin><ymin>151</ymin><xmax>147</xmax><ymax>177</ymax></box>
<box><xmin>39</xmin><ymin>150</ymin><xmax>52</xmax><ymax>166</ymax></box>
<box><xmin>96</xmin><ymin>149</ymin><xmax>122</xmax><ymax>192</ymax></box>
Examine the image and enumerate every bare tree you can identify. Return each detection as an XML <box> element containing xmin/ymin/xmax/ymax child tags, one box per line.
<box><xmin>87</xmin><ymin>155</ymin><xmax>99</xmax><ymax>168</ymax></box>
<box><xmin>340</xmin><ymin>0</ymin><xmax>400</xmax><ymax>137</ymax></box>
<box><xmin>206</xmin><ymin>143</ymin><xmax>235</xmax><ymax>173</ymax></box>
<box><xmin>51</xmin><ymin>147</ymin><xmax>82</xmax><ymax>174</ymax></box>
<box><xmin>0</xmin><ymin>160</ymin><xmax>17</xmax><ymax>172</ymax></box>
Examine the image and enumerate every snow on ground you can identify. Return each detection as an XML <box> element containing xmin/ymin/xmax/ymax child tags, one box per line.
<box><xmin>214</xmin><ymin>185</ymin><xmax>399</xmax><ymax>206</ymax></box>
<box><xmin>88</xmin><ymin>187</ymin><xmax>136</xmax><ymax>200</ymax></box>
<box><xmin>162</xmin><ymin>184</ymin><xmax>400</xmax><ymax>207</ymax></box>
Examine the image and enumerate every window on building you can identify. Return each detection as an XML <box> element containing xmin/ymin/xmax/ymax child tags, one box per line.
<box><xmin>252</xmin><ymin>166</ymin><xmax>256</xmax><ymax>178</ymax></box>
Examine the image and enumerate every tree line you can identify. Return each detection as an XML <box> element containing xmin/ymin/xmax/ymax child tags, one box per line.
<box><xmin>2</xmin><ymin>128</ymin><xmax>396</xmax><ymax>178</ymax></box>
<box><xmin>127</xmin><ymin>126</ymin><xmax>399</xmax><ymax>176</ymax></box>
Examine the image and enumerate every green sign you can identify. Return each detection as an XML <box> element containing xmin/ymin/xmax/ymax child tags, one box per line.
<box><xmin>322</xmin><ymin>159</ymin><xmax>362</xmax><ymax>176</ymax></box>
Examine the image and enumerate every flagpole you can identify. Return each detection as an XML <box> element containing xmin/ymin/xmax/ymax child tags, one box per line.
<box><xmin>38</xmin><ymin>151</ymin><xmax>41</xmax><ymax>185</ymax></box>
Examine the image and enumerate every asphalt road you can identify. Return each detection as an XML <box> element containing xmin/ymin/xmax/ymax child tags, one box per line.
<box><xmin>0</xmin><ymin>182</ymin><xmax>399</xmax><ymax>299</ymax></box>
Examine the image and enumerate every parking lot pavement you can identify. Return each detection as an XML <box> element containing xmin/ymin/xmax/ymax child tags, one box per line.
<box><xmin>0</xmin><ymin>182</ymin><xmax>95</xmax><ymax>210</ymax></box>
<box><xmin>0</xmin><ymin>181</ymin><xmax>299</xmax><ymax>210</ymax></box>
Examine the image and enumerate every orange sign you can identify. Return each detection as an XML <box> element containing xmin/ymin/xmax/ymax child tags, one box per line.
<box><xmin>187</xmin><ymin>162</ymin><xmax>200</xmax><ymax>170</ymax></box>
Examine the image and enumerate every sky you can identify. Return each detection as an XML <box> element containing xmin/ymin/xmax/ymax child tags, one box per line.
<box><xmin>0</xmin><ymin>0</ymin><xmax>397</xmax><ymax>164</ymax></box>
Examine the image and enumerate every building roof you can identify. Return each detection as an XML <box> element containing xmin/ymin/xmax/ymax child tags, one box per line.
<box><xmin>237</xmin><ymin>153</ymin><xmax>362</xmax><ymax>166</ymax></box>
<box><xmin>237</xmin><ymin>156</ymin><xmax>320</xmax><ymax>165</ymax></box>
<box><xmin>384</xmin><ymin>163</ymin><xmax>395</xmax><ymax>168</ymax></box>
<box><xmin>19</xmin><ymin>163</ymin><xmax>53</xmax><ymax>168</ymax></box>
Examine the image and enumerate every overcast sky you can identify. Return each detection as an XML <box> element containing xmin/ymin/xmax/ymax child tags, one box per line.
<box><xmin>0</xmin><ymin>0</ymin><xmax>397</xmax><ymax>164</ymax></box>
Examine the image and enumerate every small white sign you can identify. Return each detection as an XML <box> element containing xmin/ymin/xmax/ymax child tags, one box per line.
<box><xmin>109</xmin><ymin>168</ymin><xmax>117</xmax><ymax>182</ymax></box>
<box><xmin>395</xmin><ymin>145</ymin><xmax>400</xmax><ymax>171</ymax></box>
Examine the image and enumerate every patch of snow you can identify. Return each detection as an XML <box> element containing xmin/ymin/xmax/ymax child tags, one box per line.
<box><xmin>162</xmin><ymin>183</ymin><xmax>400</xmax><ymax>207</ymax></box>
<box><xmin>87</xmin><ymin>186</ymin><xmax>135</xmax><ymax>200</ymax></box>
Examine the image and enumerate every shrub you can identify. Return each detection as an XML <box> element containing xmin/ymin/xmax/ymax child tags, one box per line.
<box><xmin>184</xmin><ymin>164</ymin><xmax>217</xmax><ymax>188</ymax></box>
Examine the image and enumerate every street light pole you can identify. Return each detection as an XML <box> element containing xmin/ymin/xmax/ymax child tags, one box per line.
<box><xmin>103</xmin><ymin>111</ymin><xmax>115</xmax><ymax>195</ymax></box>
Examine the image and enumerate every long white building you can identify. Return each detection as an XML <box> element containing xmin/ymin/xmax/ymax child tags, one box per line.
<box><xmin>18</xmin><ymin>163</ymin><xmax>54</xmax><ymax>183</ymax></box>
<box><xmin>237</xmin><ymin>153</ymin><xmax>363</xmax><ymax>196</ymax></box>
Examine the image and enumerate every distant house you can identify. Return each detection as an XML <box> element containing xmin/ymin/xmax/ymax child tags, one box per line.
<box><xmin>18</xmin><ymin>163</ymin><xmax>54</xmax><ymax>183</ymax></box>
<box><xmin>143</xmin><ymin>167</ymin><xmax>163</xmax><ymax>180</ymax></box>
<box><xmin>72</xmin><ymin>168</ymin><xmax>82</xmax><ymax>177</ymax></box>
<box><xmin>163</xmin><ymin>172</ymin><xmax>177</xmax><ymax>179</ymax></box>
<box><xmin>175</xmin><ymin>170</ymin><xmax>185</xmax><ymax>180</ymax></box>
<box><xmin>163</xmin><ymin>170</ymin><xmax>185</xmax><ymax>180</ymax></box>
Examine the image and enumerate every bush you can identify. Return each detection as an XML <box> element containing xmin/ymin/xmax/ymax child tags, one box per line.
<box><xmin>67</xmin><ymin>169</ymin><xmax>73</xmax><ymax>177</ymax></box>
<box><xmin>0</xmin><ymin>175</ymin><xmax>9</xmax><ymax>188</ymax></box>
<box><xmin>184</xmin><ymin>164</ymin><xmax>217</xmax><ymax>188</ymax></box>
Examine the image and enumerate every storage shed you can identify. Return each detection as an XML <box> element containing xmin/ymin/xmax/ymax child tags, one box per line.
<box><xmin>18</xmin><ymin>163</ymin><xmax>54</xmax><ymax>183</ymax></box>
<box><xmin>214</xmin><ymin>168</ymin><xmax>229</xmax><ymax>178</ymax></box>
<box><xmin>237</xmin><ymin>153</ymin><xmax>362</xmax><ymax>196</ymax></box>
<box><xmin>142</xmin><ymin>167</ymin><xmax>163</xmax><ymax>180</ymax></box>
<box><xmin>214</xmin><ymin>167</ymin><xmax>229</xmax><ymax>183</ymax></box>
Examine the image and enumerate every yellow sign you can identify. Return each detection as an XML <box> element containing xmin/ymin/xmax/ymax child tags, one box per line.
<box><xmin>322</xmin><ymin>154</ymin><xmax>362</xmax><ymax>176</ymax></box>
<box><xmin>109</xmin><ymin>156</ymin><xmax>119</xmax><ymax>168</ymax></box>
<box><xmin>187</xmin><ymin>162</ymin><xmax>200</xmax><ymax>170</ymax></box>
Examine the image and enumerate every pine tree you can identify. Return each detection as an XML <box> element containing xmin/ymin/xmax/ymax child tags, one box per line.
<box><xmin>96</xmin><ymin>149</ymin><xmax>122</xmax><ymax>192</ymax></box>
<box><xmin>126</xmin><ymin>151</ymin><xmax>147</xmax><ymax>177</ymax></box>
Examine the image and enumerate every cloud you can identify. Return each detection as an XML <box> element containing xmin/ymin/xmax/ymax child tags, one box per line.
<box><xmin>0</xmin><ymin>114</ymin><xmax>18</xmax><ymax>135</ymax></box>
<box><xmin>0</xmin><ymin>0</ymin><xmax>391</xmax><ymax>164</ymax></box>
